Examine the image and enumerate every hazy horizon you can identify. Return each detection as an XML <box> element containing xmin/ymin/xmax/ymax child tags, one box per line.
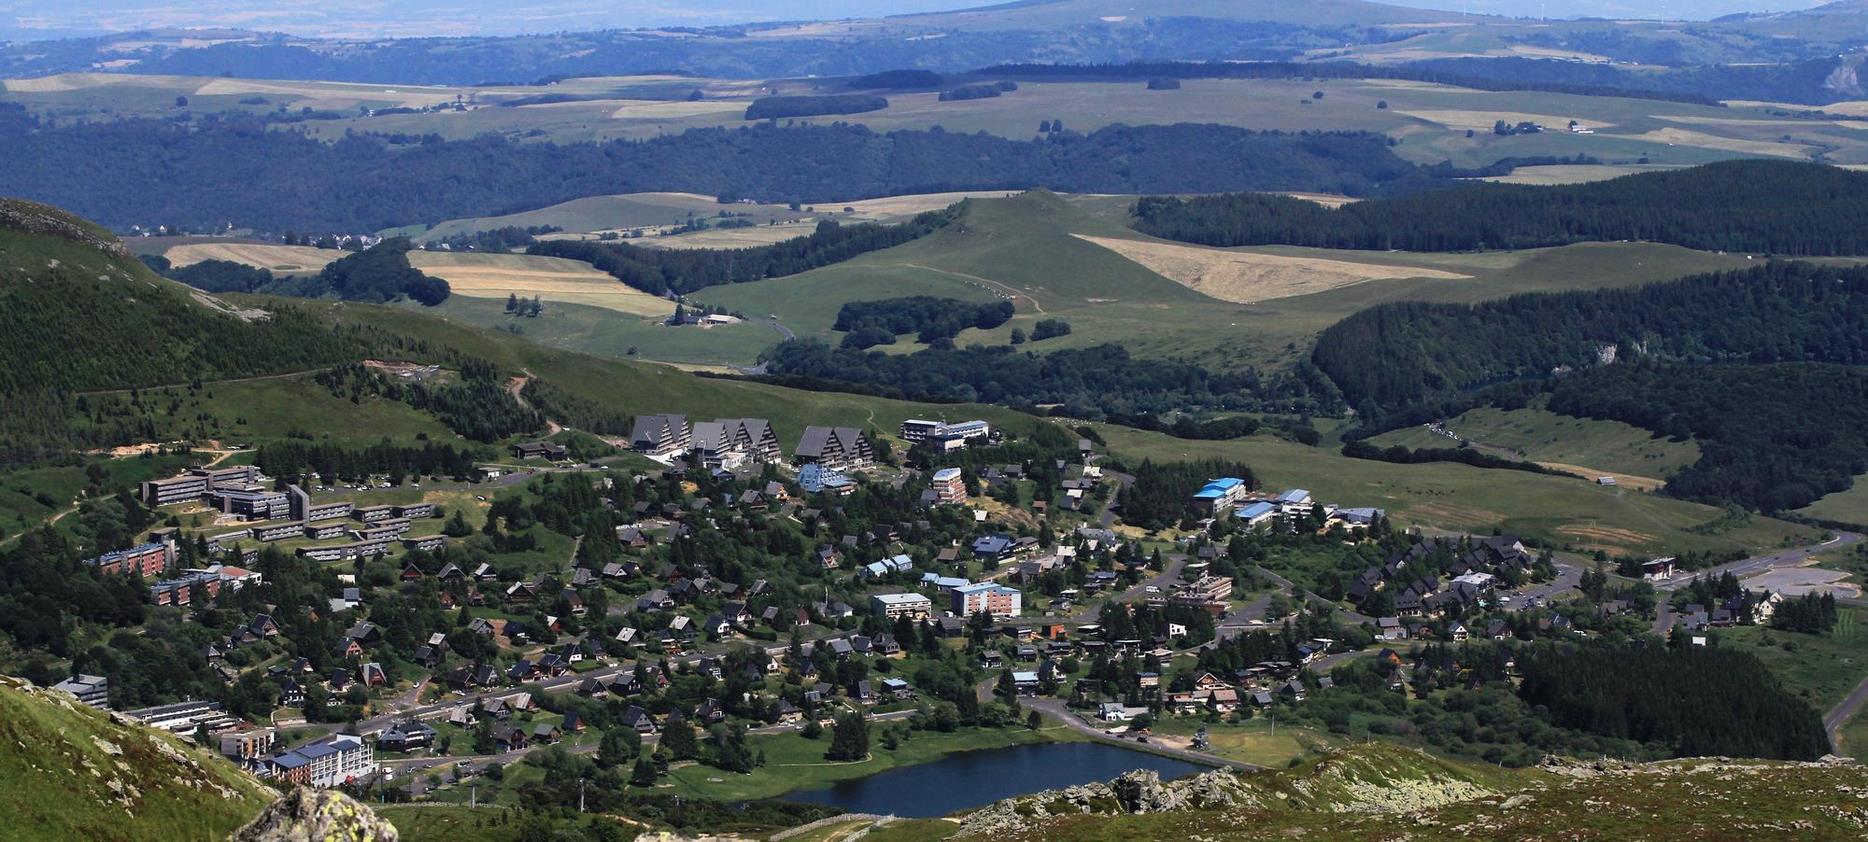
<box><xmin>0</xmin><ymin>0</ymin><xmax>1839</xmax><ymax>40</ymax></box>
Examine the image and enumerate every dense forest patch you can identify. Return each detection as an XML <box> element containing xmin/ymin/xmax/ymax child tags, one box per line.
<box><xmin>1545</xmin><ymin>363</ymin><xmax>1868</xmax><ymax>512</ymax></box>
<box><xmin>744</xmin><ymin>94</ymin><xmax>889</xmax><ymax>120</ymax></box>
<box><xmin>833</xmin><ymin>296</ymin><xmax>1015</xmax><ymax>349</ymax></box>
<box><xmin>1312</xmin><ymin>260</ymin><xmax>1868</xmax><ymax>430</ymax></box>
<box><xmin>1134</xmin><ymin>160</ymin><xmax>1868</xmax><ymax>256</ymax></box>
<box><xmin>0</xmin><ymin>107</ymin><xmax>1431</xmax><ymax>232</ymax></box>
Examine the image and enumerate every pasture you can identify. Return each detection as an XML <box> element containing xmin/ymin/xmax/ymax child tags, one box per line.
<box><xmin>1367</xmin><ymin>404</ymin><xmax>1702</xmax><ymax>488</ymax></box>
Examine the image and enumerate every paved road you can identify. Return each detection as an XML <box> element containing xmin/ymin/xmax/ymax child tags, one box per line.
<box><xmin>1095</xmin><ymin>470</ymin><xmax>1134</xmax><ymax>530</ymax></box>
<box><xmin>1656</xmin><ymin>531</ymin><xmax>1863</xmax><ymax>592</ymax></box>
<box><xmin>1827</xmin><ymin>674</ymin><xmax>1868</xmax><ymax>755</ymax></box>
<box><xmin>1018</xmin><ymin>697</ymin><xmax>1259</xmax><ymax>772</ymax></box>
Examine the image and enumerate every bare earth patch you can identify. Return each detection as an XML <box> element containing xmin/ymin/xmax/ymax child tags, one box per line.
<box><xmin>165</xmin><ymin>243</ymin><xmax>336</xmax><ymax>274</ymax></box>
<box><xmin>1074</xmin><ymin>234</ymin><xmax>1470</xmax><ymax>303</ymax></box>
<box><xmin>1535</xmin><ymin>462</ymin><xmax>1667</xmax><ymax>492</ymax></box>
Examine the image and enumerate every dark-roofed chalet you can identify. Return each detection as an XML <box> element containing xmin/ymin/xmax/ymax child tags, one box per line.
<box><xmin>512</xmin><ymin>441</ymin><xmax>568</xmax><ymax>461</ymax></box>
<box><xmin>794</xmin><ymin>426</ymin><xmax>874</xmax><ymax>472</ymax></box>
<box><xmin>630</xmin><ymin>414</ymin><xmax>691</xmax><ymax>457</ymax></box>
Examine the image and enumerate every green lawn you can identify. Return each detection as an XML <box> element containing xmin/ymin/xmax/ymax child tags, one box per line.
<box><xmin>661</xmin><ymin>722</ymin><xmax>1083</xmax><ymax>802</ymax></box>
<box><xmin>1368</xmin><ymin>403</ymin><xmax>1701</xmax><ymax>484</ymax></box>
<box><xmin>1146</xmin><ymin>717</ymin><xmax>1333</xmax><ymax>768</ymax></box>
<box><xmin>1717</xmin><ymin>608</ymin><xmax>1868</xmax><ymax>713</ymax></box>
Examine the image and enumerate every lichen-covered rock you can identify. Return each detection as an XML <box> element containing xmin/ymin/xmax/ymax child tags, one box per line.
<box><xmin>232</xmin><ymin>788</ymin><xmax>398</xmax><ymax>842</ymax></box>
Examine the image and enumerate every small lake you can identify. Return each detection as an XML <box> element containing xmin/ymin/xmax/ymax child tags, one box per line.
<box><xmin>782</xmin><ymin>741</ymin><xmax>1209</xmax><ymax>818</ymax></box>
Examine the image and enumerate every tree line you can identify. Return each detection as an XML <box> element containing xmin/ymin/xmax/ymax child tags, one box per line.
<box><xmin>833</xmin><ymin>296</ymin><xmax>1014</xmax><ymax>349</ymax></box>
<box><xmin>0</xmin><ymin>106</ymin><xmax>1435</xmax><ymax>233</ymax></box>
<box><xmin>758</xmin><ymin>340</ymin><xmax>1343</xmax><ymax>419</ymax></box>
<box><xmin>255</xmin><ymin>440</ymin><xmax>487</xmax><ymax>483</ymax></box>
<box><xmin>1133</xmin><ymin>160</ymin><xmax>1868</xmax><ymax>256</ymax></box>
<box><xmin>529</xmin><ymin>212</ymin><xmax>956</xmax><ymax>296</ymax></box>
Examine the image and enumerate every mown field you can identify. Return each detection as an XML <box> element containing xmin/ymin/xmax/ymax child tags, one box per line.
<box><xmin>1368</xmin><ymin>404</ymin><xmax>1703</xmax><ymax>489</ymax></box>
<box><xmin>407</xmin><ymin>252</ymin><xmax>674</xmax><ymax>317</ymax></box>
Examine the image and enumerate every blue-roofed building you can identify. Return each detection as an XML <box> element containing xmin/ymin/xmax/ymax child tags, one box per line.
<box><xmin>970</xmin><ymin>535</ymin><xmax>1014</xmax><ymax>559</ymax></box>
<box><xmin>1236</xmin><ymin>501</ymin><xmax>1277</xmax><ymax>527</ymax></box>
<box><xmin>265</xmin><ymin>734</ymin><xmax>374</xmax><ymax>787</ymax></box>
<box><xmin>863</xmin><ymin>554</ymin><xmax>914</xmax><ymax>578</ymax></box>
<box><xmin>1276</xmin><ymin>489</ymin><xmax>1313</xmax><ymax>513</ymax></box>
<box><xmin>799</xmin><ymin>463</ymin><xmax>855</xmax><ymax>495</ymax></box>
<box><xmin>1192</xmin><ymin>477</ymin><xmax>1250</xmax><ymax>513</ymax></box>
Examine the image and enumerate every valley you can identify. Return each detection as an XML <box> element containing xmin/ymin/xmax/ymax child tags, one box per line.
<box><xmin>7</xmin><ymin>1</ymin><xmax>1868</xmax><ymax>839</ymax></box>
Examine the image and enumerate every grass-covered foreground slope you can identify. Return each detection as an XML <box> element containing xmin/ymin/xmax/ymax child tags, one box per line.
<box><xmin>866</xmin><ymin>743</ymin><xmax>1868</xmax><ymax>842</ymax></box>
<box><xmin>0</xmin><ymin>676</ymin><xmax>275</xmax><ymax>842</ymax></box>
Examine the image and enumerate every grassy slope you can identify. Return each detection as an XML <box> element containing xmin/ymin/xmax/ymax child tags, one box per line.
<box><xmin>704</xmin><ymin>191</ymin><xmax>1757</xmax><ymax>371</ymax></box>
<box><xmin>1716</xmin><ymin>608</ymin><xmax>1868</xmax><ymax>714</ymax></box>
<box><xmin>1368</xmin><ymin>404</ymin><xmax>1702</xmax><ymax>483</ymax></box>
<box><xmin>0</xmin><ymin>677</ymin><xmax>274</xmax><ymax>842</ymax></box>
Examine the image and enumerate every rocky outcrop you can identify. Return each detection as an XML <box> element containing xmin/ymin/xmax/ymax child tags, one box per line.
<box><xmin>232</xmin><ymin>788</ymin><xmax>398</xmax><ymax>842</ymax></box>
<box><xmin>957</xmin><ymin>767</ymin><xmax>1266</xmax><ymax>836</ymax></box>
<box><xmin>0</xmin><ymin>197</ymin><xmax>128</xmax><ymax>258</ymax></box>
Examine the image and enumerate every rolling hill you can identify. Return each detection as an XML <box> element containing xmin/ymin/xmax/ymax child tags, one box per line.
<box><xmin>0</xmin><ymin>198</ymin><xmax>367</xmax><ymax>398</ymax></box>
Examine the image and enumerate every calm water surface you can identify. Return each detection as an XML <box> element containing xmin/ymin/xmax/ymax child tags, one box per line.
<box><xmin>783</xmin><ymin>740</ymin><xmax>1208</xmax><ymax>817</ymax></box>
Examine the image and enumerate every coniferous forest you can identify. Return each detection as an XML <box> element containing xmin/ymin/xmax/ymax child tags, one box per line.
<box><xmin>1312</xmin><ymin>260</ymin><xmax>1868</xmax><ymax>430</ymax></box>
<box><xmin>1133</xmin><ymin>160</ymin><xmax>1868</xmax><ymax>255</ymax></box>
<box><xmin>1516</xmin><ymin>642</ymin><xmax>1829</xmax><ymax>760</ymax></box>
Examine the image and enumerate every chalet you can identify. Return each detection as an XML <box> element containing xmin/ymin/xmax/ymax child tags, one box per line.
<box><xmin>794</xmin><ymin>426</ymin><xmax>874</xmax><ymax>472</ymax></box>
<box><xmin>630</xmin><ymin>414</ymin><xmax>692</xmax><ymax>457</ymax></box>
